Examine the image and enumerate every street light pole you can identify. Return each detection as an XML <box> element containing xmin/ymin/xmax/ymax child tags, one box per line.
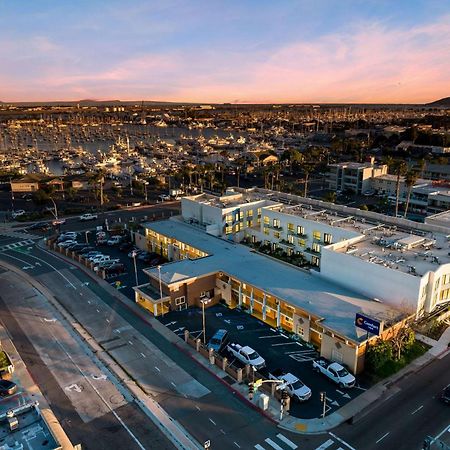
<box><xmin>49</xmin><ymin>197</ymin><xmax>58</xmax><ymax>220</ymax></box>
<box><xmin>201</xmin><ymin>298</ymin><xmax>212</xmax><ymax>345</ymax></box>
<box><xmin>132</xmin><ymin>252</ymin><xmax>139</xmax><ymax>286</ymax></box>
<box><xmin>157</xmin><ymin>265</ymin><xmax>163</xmax><ymax>299</ymax></box>
<box><xmin>144</xmin><ymin>181</ymin><xmax>148</xmax><ymax>202</ymax></box>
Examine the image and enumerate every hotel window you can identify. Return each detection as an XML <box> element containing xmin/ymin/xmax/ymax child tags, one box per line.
<box><xmin>298</xmin><ymin>238</ymin><xmax>306</xmax><ymax>247</ymax></box>
<box><xmin>272</xmin><ymin>243</ymin><xmax>277</xmax><ymax>251</ymax></box>
<box><xmin>226</xmin><ymin>225</ymin><xmax>233</xmax><ymax>234</ymax></box>
<box><xmin>273</xmin><ymin>218</ymin><xmax>280</xmax><ymax>228</ymax></box>
<box><xmin>257</xmin><ymin>208</ymin><xmax>262</xmax><ymax>216</ymax></box>
<box><xmin>246</xmin><ymin>209</ymin><xmax>253</xmax><ymax>217</ymax></box>
<box><xmin>297</xmin><ymin>225</ymin><xmax>305</xmax><ymax>236</ymax></box>
<box><xmin>312</xmin><ymin>243</ymin><xmax>321</xmax><ymax>253</ymax></box>
<box><xmin>226</xmin><ymin>214</ymin><xmax>233</xmax><ymax>224</ymax></box>
<box><xmin>263</xmin><ymin>216</ymin><xmax>270</xmax><ymax>225</ymax></box>
<box><xmin>287</xmin><ymin>248</ymin><xmax>293</xmax><ymax>256</ymax></box>
<box><xmin>287</xmin><ymin>234</ymin><xmax>294</xmax><ymax>244</ymax></box>
<box><xmin>313</xmin><ymin>230</ymin><xmax>321</xmax><ymax>241</ymax></box>
<box><xmin>287</xmin><ymin>223</ymin><xmax>294</xmax><ymax>232</ymax></box>
<box><xmin>273</xmin><ymin>231</ymin><xmax>281</xmax><ymax>239</ymax></box>
<box><xmin>263</xmin><ymin>227</ymin><xmax>270</xmax><ymax>235</ymax></box>
<box><xmin>312</xmin><ymin>256</ymin><xmax>320</xmax><ymax>266</ymax></box>
<box><xmin>239</xmin><ymin>211</ymin><xmax>244</xmax><ymax>220</ymax></box>
<box><xmin>247</xmin><ymin>220</ymin><xmax>253</xmax><ymax>227</ymax></box>
<box><xmin>324</xmin><ymin>233</ymin><xmax>332</xmax><ymax>244</ymax></box>
<box><xmin>435</xmin><ymin>278</ymin><xmax>441</xmax><ymax>290</ymax></box>
<box><xmin>175</xmin><ymin>296</ymin><xmax>186</xmax><ymax>306</ymax></box>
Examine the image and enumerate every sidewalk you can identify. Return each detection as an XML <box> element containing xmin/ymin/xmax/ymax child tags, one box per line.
<box><xmin>40</xmin><ymin>241</ymin><xmax>450</xmax><ymax>435</ymax></box>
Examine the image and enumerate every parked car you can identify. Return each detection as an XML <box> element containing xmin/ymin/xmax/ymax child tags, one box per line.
<box><xmin>58</xmin><ymin>240</ymin><xmax>77</xmax><ymax>248</ymax></box>
<box><xmin>107</xmin><ymin>235</ymin><xmax>122</xmax><ymax>246</ymax></box>
<box><xmin>81</xmin><ymin>250</ymin><xmax>102</xmax><ymax>259</ymax></box>
<box><xmin>441</xmin><ymin>384</ymin><xmax>450</xmax><ymax>404</ymax></box>
<box><xmin>76</xmin><ymin>246</ymin><xmax>94</xmax><ymax>254</ymax></box>
<box><xmin>89</xmin><ymin>255</ymin><xmax>110</xmax><ymax>264</ymax></box>
<box><xmin>269</xmin><ymin>369</ymin><xmax>311</xmax><ymax>402</ymax></box>
<box><xmin>159</xmin><ymin>194</ymin><xmax>170</xmax><ymax>202</ymax></box>
<box><xmin>11</xmin><ymin>210</ymin><xmax>26</xmax><ymax>219</ymax></box>
<box><xmin>52</xmin><ymin>218</ymin><xmax>66</xmax><ymax>226</ymax></box>
<box><xmin>105</xmin><ymin>263</ymin><xmax>126</xmax><ymax>275</ymax></box>
<box><xmin>0</xmin><ymin>379</ymin><xmax>17</xmax><ymax>396</ymax></box>
<box><xmin>312</xmin><ymin>357</ymin><xmax>355</xmax><ymax>388</ymax></box>
<box><xmin>226</xmin><ymin>343</ymin><xmax>266</xmax><ymax>370</ymax></box>
<box><xmin>95</xmin><ymin>258</ymin><xmax>120</xmax><ymax>268</ymax></box>
<box><xmin>80</xmin><ymin>213</ymin><xmax>98</xmax><ymax>221</ymax></box>
<box><xmin>207</xmin><ymin>329</ymin><xmax>229</xmax><ymax>353</ymax></box>
<box><xmin>27</xmin><ymin>221</ymin><xmax>50</xmax><ymax>231</ymax></box>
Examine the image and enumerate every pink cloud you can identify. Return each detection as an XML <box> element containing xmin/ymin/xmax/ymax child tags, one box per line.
<box><xmin>1</xmin><ymin>16</ymin><xmax>449</xmax><ymax>103</ymax></box>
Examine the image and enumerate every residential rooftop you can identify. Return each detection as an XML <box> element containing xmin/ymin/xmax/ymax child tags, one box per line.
<box><xmin>0</xmin><ymin>403</ymin><xmax>58</xmax><ymax>450</ymax></box>
<box><xmin>143</xmin><ymin>219</ymin><xmax>406</xmax><ymax>342</ymax></box>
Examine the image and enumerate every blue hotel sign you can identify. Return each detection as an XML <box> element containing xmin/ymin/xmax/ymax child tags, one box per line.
<box><xmin>355</xmin><ymin>313</ymin><xmax>383</xmax><ymax>335</ymax></box>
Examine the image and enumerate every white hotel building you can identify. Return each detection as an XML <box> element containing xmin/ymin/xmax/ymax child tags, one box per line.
<box><xmin>134</xmin><ymin>188</ymin><xmax>450</xmax><ymax>373</ymax></box>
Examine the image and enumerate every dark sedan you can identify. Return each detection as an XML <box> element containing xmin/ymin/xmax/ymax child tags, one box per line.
<box><xmin>0</xmin><ymin>379</ymin><xmax>17</xmax><ymax>396</ymax></box>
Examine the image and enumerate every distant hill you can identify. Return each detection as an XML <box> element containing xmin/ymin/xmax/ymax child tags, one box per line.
<box><xmin>426</xmin><ymin>97</ymin><xmax>450</xmax><ymax>107</ymax></box>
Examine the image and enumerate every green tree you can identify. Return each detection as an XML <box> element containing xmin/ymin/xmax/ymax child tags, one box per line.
<box><xmin>391</xmin><ymin>326</ymin><xmax>415</xmax><ymax>361</ymax></box>
<box><xmin>403</xmin><ymin>169</ymin><xmax>419</xmax><ymax>217</ymax></box>
<box><xmin>365</xmin><ymin>339</ymin><xmax>393</xmax><ymax>371</ymax></box>
<box><xmin>31</xmin><ymin>189</ymin><xmax>50</xmax><ymax>206</ymax></box>
<box><xmin>323</xmin><ymin>191</ymin><xmax>336</xmax><ymax>203</ymax></box>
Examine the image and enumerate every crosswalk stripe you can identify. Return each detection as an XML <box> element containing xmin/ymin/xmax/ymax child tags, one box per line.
<box><xmin>265</xmin><ymin>438</ymin><xmax>285</xmax><ymax>450</ymax></box>
<box><xmin>255</xmin><ymin>445</ymin><xmax>266</xmax><ymax>450</ymax></box>
<box><xmin>315</xmin><ymin>439</ymin><xmax>334</xmax><ymax>450</ymax></box>
<box><xmin>276</xmin><ymin>434</ymin><xmax>298</xmax><ymax>449</ymax></box>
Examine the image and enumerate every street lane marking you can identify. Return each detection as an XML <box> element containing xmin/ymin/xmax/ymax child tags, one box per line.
<box><xmin>411</xmin><ymin>405</ymin><xmax>423</xmax><ymax>415</ymax></box>
<box><xmin>209</xmin><ymin>418</ymin><xmax>216</xmax><ymax>425</ymax></box>
<box><xmin>234</xmin><ymin>442</ymin><xmax>241</xmax><ymax>448</ymax></box>
<box><xmin>375</xmin><ymin>432</ymin><xmax>390</xmax><ymax>444</ymax></box>
<box><xmin>171</xmin><ymin>382</ymin><xmax>177</xmax><ymax>388</ymax></box>
<box><xmin>220</xmin><ymin>429</ymin><xmax>226</xmax><ymax>435</ymax></box>
<box><xmin>140</xmin><ymin>353</ymin><xmax>146</xmax><ymax>358</ymax></box>
<box><xmin>276</xmin><ymin>433</ymin><xmax>297</xmax><ymax>449</ymax></box>
<box><xmin>329</xmin><ymin>432</ymin><xmax>356</xmax><ymax>450</ymax></box>
<box><xmin>265</xmin><ymin>438</ymin><xmax>284</xmax><ymax>450</ymax></box>
<box><xmin>195</xmin><ymin>405</ymin><xmax>201</xmax><ymax>411</ymax></box>
<box><xmin>315</xmin><ymin>439</ymin><xmax>333</xmax><ymax>449</ymax></box>
<box><xmin>128</xmin><ymin>340</ymin><xmax>133</xmax><ymax>345</ymax></box>
<box><xmin>255</xmin><ymin>445</ymin><xmax>266</xmax><ymax>450</ymax></box>
<box><xmin>154</xmin><ymin>366</ymin><xmax>160</xmax><ymax>372</ymax></box>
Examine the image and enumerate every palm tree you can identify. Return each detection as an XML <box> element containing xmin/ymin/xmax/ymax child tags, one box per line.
<box><xmin>393</xmin><ymin>160</ymin><xmax>407</xmax><ymax>217</ymax></box>
<box><xmin>403</xmin><ymin>169</ymin><xmax>419</xmax><ymax>218</ymax></box>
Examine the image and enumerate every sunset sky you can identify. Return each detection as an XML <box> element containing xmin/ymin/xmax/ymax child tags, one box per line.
<box><xmin>1</xmin><ymin>0</ymin><xmax>449</xmax><ymax>104</ymax></box>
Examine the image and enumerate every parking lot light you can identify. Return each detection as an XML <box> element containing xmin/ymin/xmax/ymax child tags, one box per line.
<box><xmin>201</xmin><ymin>297</ymin><xmax>213</xmax><ymax>345</ymax></box>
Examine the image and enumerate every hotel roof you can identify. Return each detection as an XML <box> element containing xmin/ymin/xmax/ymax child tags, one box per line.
<box><xmin>144</xmin><ymin>219</ymin><xmax>406</xmax><ymax>342</ymax></box>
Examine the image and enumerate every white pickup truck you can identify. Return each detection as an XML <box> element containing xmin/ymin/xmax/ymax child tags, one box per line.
<box><xmin>269</xmin><ymin>369</ymin><xmax>312</xmax><ymax>402</ymax></box>
<box><xmin>312</xmin><ymin>358</ymin><xmax>355</xmax><ymax>388</ymax></box>
<box><xmin>226</xmin><ymin>343</ymin><xmax>266</xmax><ymax>370</ymax></box>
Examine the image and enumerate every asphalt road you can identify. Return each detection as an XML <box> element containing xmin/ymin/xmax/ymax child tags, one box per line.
<box><xmin>0</xmin><ymin>268</ymin><xmax>174</xmax><ymax>450</ymax></box>
<box><xmin>0</xmin><ymin>227</ymin><xmax>448</xmax><ymax>450</ymax></box>
<box><xmin>336</xmin><ymin>351</ymin><xmax>450</xmax><ymax>450</ymax></box>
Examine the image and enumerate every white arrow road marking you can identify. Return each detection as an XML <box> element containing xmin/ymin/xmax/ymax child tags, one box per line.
<box><xmin>65</xmin><ymin>383</ymin><xmax>82</xmax><ymax>393</ymax></box>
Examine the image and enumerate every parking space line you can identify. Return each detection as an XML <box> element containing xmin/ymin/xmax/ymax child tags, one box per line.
<box><xmin>209</xmin><ymin>418</ymin><xmax>216</xmax><ymax>425</ymax></box>
<box><xmin>234</xmin><ymin>442</ymin><xmax>241</xmax><ymax>448</ymax></box>
<box><xmin>271</xmin><ymin>342</ymin><xmax>297</xmax><ymax>347</ymax></box>
<box><xmin>195</xmin><ymin>405</ymin><xmax>201</xmax><ymax>411</ymax></box>
<box><xmin>259</xmin><ymin>335</ymin><xmax>284</xmax><ymax>339</ymax></box>
<box><xmin>171</xmin><ymin>382</ymin><xmax>177</xmax><ymax>388</ymax></box>
<box><xmin>140</xmin><ymin>353</ymin><xmax>146</xmax><ymax>358</ymax></box>
<box><xmin>154</xmin><ymin>366</ymin><xmax>160</xmax><ymax>372</ymax></box>
<box><xmin>375</xmin><ymin>432</ymin><xmax>389</xmax><ymax>444</ymax></box>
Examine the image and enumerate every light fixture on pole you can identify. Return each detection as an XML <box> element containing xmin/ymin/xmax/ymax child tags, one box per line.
<box><xmin>201</xmin><ymin>297</ymin><xmax>212</xmax><ymax>345</ymax></box>
<box><xmin>131</xmin><ymin>250</ymin><xmax>139</xmax><ymax>286</ymax></box>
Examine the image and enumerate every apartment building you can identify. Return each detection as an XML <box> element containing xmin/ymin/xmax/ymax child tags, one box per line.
<box><xmin>134</xmin><ymin>188</ymin><xmax>450</xmax><ymax>373</ymax></box>
<box><xmin>326</xmin><ymin>159</ymin><xmax>387</xmax><ymax>194</ymax></box>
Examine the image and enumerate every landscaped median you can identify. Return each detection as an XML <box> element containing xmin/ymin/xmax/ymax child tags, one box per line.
<box><xmin>0</xmin><ymin>349</ymin><xmax>14</xmax><ymax>375</ymax></box>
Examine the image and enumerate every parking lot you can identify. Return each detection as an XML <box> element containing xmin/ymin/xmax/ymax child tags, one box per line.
<box><xmin>55</xmin><ymin>226</ymin><xmax>162</xmax><ymax>300</ymax></box>
<box><xmin>158</xmin><ymin>304</ymin><xmax>369</xmax><ymax>419</ymax></box>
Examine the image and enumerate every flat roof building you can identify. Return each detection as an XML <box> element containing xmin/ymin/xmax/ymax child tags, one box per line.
<box><xmin>134</xmin><ymin>187</ymin><xmax>450</xmax><ymax>373</ymax></box>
